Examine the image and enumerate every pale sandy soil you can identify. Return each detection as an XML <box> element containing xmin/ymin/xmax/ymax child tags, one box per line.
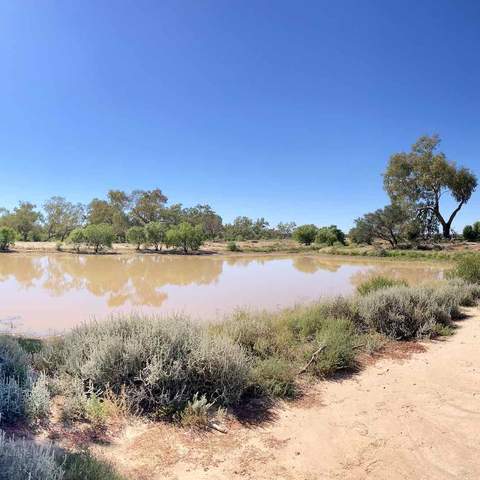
<box><xmin>90</xmin><ymin>308</ymin><xmax>480</xmax><ymax>480</ymax></box>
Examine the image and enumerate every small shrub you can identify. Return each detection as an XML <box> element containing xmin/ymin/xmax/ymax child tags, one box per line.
<box><xmin>0</xmin><ymin>376</ymin><xmax>25</xmax><ymax>424</ymax></box>
<box><xmin>42</xmin><ymin>315</ymin><xmax>251</xmax><ymax>416</ymax></box>
<box><xmin>226</xmin><ymin>241</ymin><xmax>240</xmax><ymax>252</ymax></box>
<box><xmin>356</xmin><ymin>286</ymin><xmax>453</xmax><ymax>339</ymax></box>
<box><xmin>0</xmin><ymin>431</ymin><xmax>63</xmax><ymax>480</ymax></box>
<box><xmin>0</xmin><ymin>226</ymin><xmax>17</xmax><ymax>251</ymax></box>
<box><xmin>311</xmin><ymin>318</ymin><xmax>357</xmax><ymax>376</ymax></box>
<box><xmin>179</xmin><ymin>393</ymin><xmax>213</xmax><ymax>428</ymax></box>
<box><xmin>356</xmin><ymin>276</ymin><xmax>408</xmax><ymax>296</ymax></box>
<box><xmin>24</xmin><ymin>373</ymin><xmax>50</xmax><ymax>423</ymax></box>
<box><xmin>60</xmin><ymin>377</ymin><xmax>88</xmax><ymax>423</ymax></box>
<box><xmin>253</xmin><ymin>357</ymin><xmax>296</xmax><ymax>398</ymax></box>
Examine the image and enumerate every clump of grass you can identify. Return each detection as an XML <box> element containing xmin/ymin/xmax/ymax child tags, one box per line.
<box><xmin>356</xmin><ymin>275</ymin><xmax>408</xmax><ymax>296</ymax></box>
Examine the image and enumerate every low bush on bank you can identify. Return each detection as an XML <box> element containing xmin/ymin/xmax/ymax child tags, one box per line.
<box><xmin>4</xmin><ymin>277</ymin><xmax>477</xmax><ymax>432</ymax></box>
<box><xmin>40</xmin><ymin>315</ymin><xmax>251</xmax><ymax>418</ymax></box>
<box><xmin>0</xmin><ymin>430</ymin><xmax>125</xmax><ymax>480</ymax></box>
<box><xmin>0</xmin><ymin>226</ymin><xmax>17</xmax><ymax>251</ymax></box>
<box><xmin>356</xmin><ymin>281</ymin><xmax>480</xmax><ymax>340</ymax></box>
<box><xmin>0</xmin><ymin>431</ymin><xmax>63</xmax><ymax>480</ymax></box>
<box><xmin>356</xmin><ymin>276</ymin><xmax>408</xmax><ymax>296</ymax></box>
<box><xmin>0</xmin><ymin>336</ymin><xmax>50</xmax><ymax>425</ymax></box>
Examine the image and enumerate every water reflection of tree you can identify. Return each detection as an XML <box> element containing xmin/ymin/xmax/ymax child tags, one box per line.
<box><xmin>292</xmin><ymin>256</ymin><xmax>341</xmax><ymax>274</ymax></box>
<box><xmin>350</xmin><ymin>263</ymin><xmax>444</xmax><ymax>288</ymax></box>
<box><xmin>0</xmin><ymin>256</ymin><xmax>43</xmax><ymax>288</ymax></box>
<box><xmin>224</xmin><ymin>255</ymin><xmax>342</xmax><ymax>274</ymax></box>
<box><xmin>4</xmin><ymin>254</ymin><xmax>224</xmax><ymax>308</ymax></box>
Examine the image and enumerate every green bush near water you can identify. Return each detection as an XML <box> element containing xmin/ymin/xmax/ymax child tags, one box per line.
<box><xmin>0</xmin><ymin>226</ymin><xmax>17</xmax><ymax>251</ymax></box>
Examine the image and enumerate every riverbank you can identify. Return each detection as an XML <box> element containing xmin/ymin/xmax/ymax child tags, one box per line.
<box><xmin>1</xmin><ymin>273</ymin><xmax>479</xmax><ymax>479</ymax></box>
<box><xmin>6</xmin><ymin>239</ymin><xmax>480</xmax><ymax>261</ymax></box>
<box><xmin>90</xmin><ymin>306</ymin><xmax>480</xmax><ymax>480</ymax></box>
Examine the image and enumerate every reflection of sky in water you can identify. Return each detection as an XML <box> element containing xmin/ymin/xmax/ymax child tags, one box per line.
<box><xmin>0</xmin><ymin>254</ymin><xmax>445</xmax><ymax>336</ymax></box>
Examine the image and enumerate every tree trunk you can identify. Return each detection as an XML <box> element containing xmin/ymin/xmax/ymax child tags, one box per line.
<box><xmin>442</xmin><ymin>223</ymin><xmax>451</xmax><ymax>239</ymax></box>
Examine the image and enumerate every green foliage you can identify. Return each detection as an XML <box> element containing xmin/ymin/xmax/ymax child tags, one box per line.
<box><xmin>293</xmin><ymin>224</ymin><xmax>318</xmax><ymax>245</ymax></box>
<box><xmin>351</xmin><ymin>204</ymin><xmax>410</xmax><ymax>247</ymax></box>
<box><xmin>67</xmin><ymin>228</ymin><xmax>86</xmax><ymax>252</ymax></box>
<box><xmin>384</xmin><ymin>135</ymin><xmax>477</xmax><ymax>238</ymax></box>
<box><xmin>83</xmin><ymin>224</ymin><xmax>115</xmax><ymax>253</ymax></box>
<box><xmin>356</xmin><ymin>276</ymin><xmax>408</xmax><ymax>296</ymax></box>
<box><xmin>126</xmin><ymin>226</ymin><xmax>146</xmax><ymax>250</ymax></box>
<box><xmin>252</xmin><ymin>357</ymin><xmax>296</xmax><ymax>398</ymax></box>
<box><xmin>0</xmin><ymin>202</ymin><xmax>42</xmax><ymax>241</ymax></box>
<box><xmin>312</xmin><ymin>318</ymin><xmax>357</xmax><ymax>376</ymax></box>
<box><xmin>0</xmin><ymin>226</ymin><xmax>17</xmax><ymax>251</ymax></box>
<box><xmin>43</xmin><ymin>197</ymin><xmax>84</xmax><ymax>241</ymax></box>
<box><xmin>145</xmin><ymin>221</ymin><xmax>167</xmax><ymax>250</ymax></box>
<box><xmin>226</xmin><ymin>241</ymin><xmax>240</xmax><ymax>252</ymax></box>
<box><xmin>0</xmin><ymin>431</ymin><xmax>63</xmax><ymax>480</ymax></box>
<box><xmin>165</xmin><ymin>222</ymin><xmax>204</xmax><ymax>253</ymax></box>
<box><xmin>463</xmin><ymin>222</ymin><xmax>480</xmax><ymax>242</ymax></box>
<box><xmin>315</xmin><ymin>225</ymin><xmax>345</xmax><ymax>246</ymax></box>
<box><xmin>448</xmin><ymin>254</ymin><xmax>480</xmax><ymax>284</ymax></box>
<box><xmin>130</xmin><ymin>189</ymin><xmax>168</xmax><ymax>224</ymax></box>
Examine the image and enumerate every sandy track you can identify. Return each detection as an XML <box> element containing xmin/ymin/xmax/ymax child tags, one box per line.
<box><xmin>99</xmin><ymin>308</ymin><xmax>480</xmax><ymax>480</ymax></box>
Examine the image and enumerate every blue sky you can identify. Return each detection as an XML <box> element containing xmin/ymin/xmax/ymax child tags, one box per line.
<box><xmin>0</xmin><ymin>0</ymin><xmax>479</xmax><ymax>231</ymax></box>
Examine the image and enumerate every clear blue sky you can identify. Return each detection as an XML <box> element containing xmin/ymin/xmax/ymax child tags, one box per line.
<box><xmin>1</xmin><ymin>0</ymin><xmax>479</xmax><ymax>231</ymax></box>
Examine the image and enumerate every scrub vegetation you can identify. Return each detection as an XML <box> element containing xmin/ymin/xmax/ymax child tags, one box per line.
<box><xmin>1</xmin><ymin>255</ymin><xmax>480</xmax><ymax>478</ymax></box>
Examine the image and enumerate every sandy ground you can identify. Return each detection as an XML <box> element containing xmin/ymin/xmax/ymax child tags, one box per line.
<box><xmin>91</xmin><ymin>308</ymin><xmax>480</xmax><ymax>480</ymax></box>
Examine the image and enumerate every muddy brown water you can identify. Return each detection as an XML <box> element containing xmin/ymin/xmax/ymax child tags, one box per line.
<box><xmin>0</xmin><ymin>253</ymin><xmax>446</xmax><ymax>335</ymax></box>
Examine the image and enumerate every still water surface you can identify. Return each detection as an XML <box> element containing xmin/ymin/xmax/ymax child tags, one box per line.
<box><xmin>0</xmin><ymin>253</ymin><xmax>445</xmax><ymax>335</ymax></box>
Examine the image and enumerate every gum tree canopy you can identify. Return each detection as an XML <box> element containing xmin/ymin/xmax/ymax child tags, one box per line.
<box><xmin>383</xmin><ymin>135</ymin><xmax>477</xmax><ymax>239</ymax></box>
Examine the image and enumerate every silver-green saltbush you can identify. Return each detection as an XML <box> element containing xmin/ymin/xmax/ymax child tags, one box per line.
<box><xmin>0</xmin><ymin>430</ymin><xmax>63</xmax><ymax>480</ymax></box>
<box><xmin>0</xmin><ymin>337</ymin><xmax>50</xmax><ymax>424</ymax></box>
<box><xmin>356</xmin><ymin>286</ymin><xmax>454</xmax><ymax>339</ymax></box>
<box><xmin>42</xmin><ymin>315</ymin><xmax>251</xmax><ymax>415</ymax></box>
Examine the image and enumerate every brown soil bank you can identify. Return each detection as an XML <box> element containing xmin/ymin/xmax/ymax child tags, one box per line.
<box><xmin>96</xmin><ymin>308</ymin><xmax>480</xmax><ymax>480</ymax></box>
